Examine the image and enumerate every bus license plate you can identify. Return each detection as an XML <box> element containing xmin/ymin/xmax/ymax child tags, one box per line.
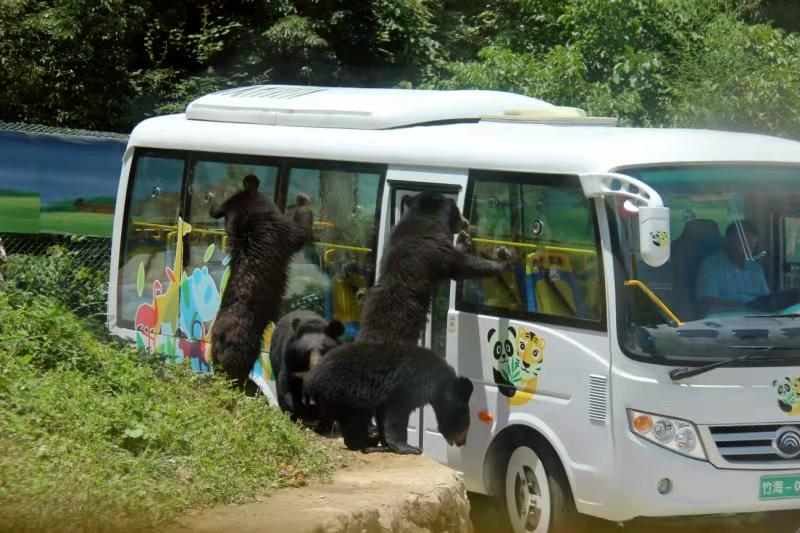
<box><xmin>759</xmin><ymin>475</ymin><xmax>800</xmax><ymax>500</ymax></box>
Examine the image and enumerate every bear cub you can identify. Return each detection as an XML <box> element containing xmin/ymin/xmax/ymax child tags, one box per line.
<box><xmin>269</xmin><ymin>310</ymin><xmax>345</xmax><ymax>420</ymax></box>
<box><xmin>358</xmin><ymin>191</ymin><xmax>512</xmax><ymax>345</ymax></box>
<box><xmin>304</xmin><ymin>343</ymin><xmax>474</xmax><ymax>454</ymax></box>
<box><xmin>209</xmin><ymin>175</ymin><xmax>312</xmax><ymax>389</ymax></box>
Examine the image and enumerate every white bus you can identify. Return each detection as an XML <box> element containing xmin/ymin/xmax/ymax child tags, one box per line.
<box><xmin>108</xmin><ymin>85</ymin><xmax>800</xmax><ymax>531</ymax></box>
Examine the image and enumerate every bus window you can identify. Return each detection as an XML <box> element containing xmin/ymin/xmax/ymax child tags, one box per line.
<box><xmin>461</xmin><ymin>171</ymin><xmax>603</xmax><ymax>325</ymax></box>
<box><xmin>283</xmin><ymin>164</ymin><xmax>383</xmax><ymax>340</ymax></box>
<box><xmin>783</xmin><ymin>216</ymin><xmax>800</xmax><ymax>289</ymax></box>
<box><xmin>117</xmin><ymin>154</ymin><xmax>185</xmax><ymax>334</ymax></box>
<box><xmin>178</xmin><ymin>158</ymin><xmax>279</xmax><ymax>351</ymax></box>
<box><xmin>184</xmin><ymin>158</ymin><xmax>278</xmax><ymax>292</ymax></box>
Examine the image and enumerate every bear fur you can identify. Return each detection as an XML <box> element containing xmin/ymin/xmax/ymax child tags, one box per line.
<box><xmin>304</xmin><ymin>342</ymin><xmax>474</xmax><ymax>454</ymax></box>
<box><xmin>209</xmin><ymin>175</ymin><xmax>311</xmax><ymax>389</ymax></box>
<box><xmin>357</xmin><ymin>191</ymin><xmax>512</xmax><ymax>345</ymax></box>
<box><xmin>269</xmin><ymin>310</ymin><xmax>345</xmax><ymax>419</ymax></box>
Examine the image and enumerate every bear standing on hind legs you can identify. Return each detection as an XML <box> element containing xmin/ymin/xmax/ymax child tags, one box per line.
<box><xmin>209</xmin><ymin>175</ymin><xmax>312</xmax><ymax>390</ymax></box>
<box><xmin>357</xmin><ymin>191</ymin><xmax>513</xmax><ymax>345</ymax></box>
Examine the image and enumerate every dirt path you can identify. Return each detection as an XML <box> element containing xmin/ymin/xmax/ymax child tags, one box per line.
<box><xmin>166</xmin><ymin>449</ymin><xmax>471</xmax><ymax>533</ymax></box>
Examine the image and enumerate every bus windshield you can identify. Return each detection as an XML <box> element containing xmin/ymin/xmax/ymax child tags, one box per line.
<box><xmin>609</xmin><ymin>165</ymin><xmax>800</xmax><ymax>364</ymax></box>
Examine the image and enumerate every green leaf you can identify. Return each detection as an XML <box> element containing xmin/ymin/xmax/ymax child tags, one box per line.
<box><xmin>137</xmin><ymin>262</ymin><xmax>145</xmax><ymax>298</ymax></box>
<box><xmin>203</xmin><ymin>244</ymin><xmax>215</xmax><ymax>263</ymax></box>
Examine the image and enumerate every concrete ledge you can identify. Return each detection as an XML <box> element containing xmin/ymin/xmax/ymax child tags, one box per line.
<box><xmin>167</xmin><ymin>452</ymin><xmax>472</xmax><ymax>533</ymax></box>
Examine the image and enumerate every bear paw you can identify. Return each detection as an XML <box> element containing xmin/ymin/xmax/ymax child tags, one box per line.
<box><xmin>456</xmin><ymin>230</ymin><xmax>473</xmax><ymax>251</ymax></box>
<box><xmin>496</xmin><ymin>246</ymin><xmax>513</xmax><ymax>263</ymax></box>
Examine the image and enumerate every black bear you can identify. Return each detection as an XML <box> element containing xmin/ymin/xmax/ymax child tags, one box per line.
<box><xmin>209</xmin><ymin>175</ymin><xmax>312</xmax><ymax>389</ymax></box>
<box><xmin>269</xmin><ymin>310</ymin><xmax>345</xmax><ymax>419</ymax></box>
<box><xmin>357</xmin><ymin>191</ymin><xmax>512</xmax><ymax>345</ymax></box>
<box><xmin>304</xmin><ymin>342</ymin><xmax>474</xmax><ymax>454</ymax></box>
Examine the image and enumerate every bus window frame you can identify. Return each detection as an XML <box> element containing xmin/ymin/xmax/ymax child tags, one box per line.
<box><xmin>116</xmin><ymin>147</ymin><xmax>387</xmax><ymax>330</ymax></box>
<box><xmin>456</xmin><ymin>168</ymin><xmax>607</xmax><ymax>332</ymax></box>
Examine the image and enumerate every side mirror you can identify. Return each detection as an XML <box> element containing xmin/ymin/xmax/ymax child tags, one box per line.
<box><xmin>579</xmin><ymin>172</ymin><xmax>671</xmax><ymax>268</ymax></box>
<box><xmin>639</xmin><ymin>206</ymin><xmax>670</xmax><ymax>267</ymax></box>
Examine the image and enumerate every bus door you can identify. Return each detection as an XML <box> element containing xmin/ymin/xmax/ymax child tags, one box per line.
<box><xmin>383</xmin><ymin>172</ymin><xmax>466</xmax><ymax>462</ymax></box>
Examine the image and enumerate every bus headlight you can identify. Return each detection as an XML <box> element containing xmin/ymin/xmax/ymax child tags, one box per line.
<box><xmin>628</xmin><ymin>410</ymin><xmax>706</xmax><ymax>460</ymax></box>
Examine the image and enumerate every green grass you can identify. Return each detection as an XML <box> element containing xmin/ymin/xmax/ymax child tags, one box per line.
<box><xmin>0</xmin><ymin>280</ymin><xmax>341</xmax><ymax>532</ymax></box>
<box><xmin>40</xmin><ymin>211</ymin><xmax>113</xmax><ymax>237</ymax></box>
<box><xmin>0</xmin><ymin>195</ymin><xmax>40</xmax><ymax>233</ymax></box>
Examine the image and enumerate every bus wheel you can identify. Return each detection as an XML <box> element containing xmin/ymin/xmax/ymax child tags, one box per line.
<box><xmin>495</xmin><ymin>442</ymin><xmax>583</xmax><ymax>533</ymax></box>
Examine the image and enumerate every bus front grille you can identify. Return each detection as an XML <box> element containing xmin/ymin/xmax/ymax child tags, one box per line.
<box><xmin>708</xmin><ymin>424</ymin><xmax>799</xmax><ymax>464</ymax></box>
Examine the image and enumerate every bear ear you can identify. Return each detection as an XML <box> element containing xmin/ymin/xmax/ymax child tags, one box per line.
<box><xmin>774</xmin><ymin>379</ymin><xmax>779</xmax><ymax>386</ymax></box>
<box><xmin>507</xmin><ymin>326</ymin><xmax>516</xmax><ymax>338</ymax></box>
<box><xmin>454</xmin><ymin>377</ymin><xmax>473</xmax><ymax>401</ymax></box>
<box><xmin>487</xmin><ymin>328</ymin><xmax>496</xmax><ymax>343</ymax></box>
<box><xmin>242</xmin><ymin>174</ymin><xmax>260</xmax><ymax>192</ymax></box>
<box><xmin>291</xmin><ymin>317</ymin><xmax>303</xmax><ymax>333</ymax></box>
<box><xmin>325</xmin><ymin>320</ymin><xmax>346</xmax><ymax>339</ymax></box>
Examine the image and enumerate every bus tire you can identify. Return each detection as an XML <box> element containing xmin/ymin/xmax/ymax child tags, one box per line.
<box><xmin>492</xmin><ymin>439</ymin><xmax>584</xmax><ymax>533</ymax></box>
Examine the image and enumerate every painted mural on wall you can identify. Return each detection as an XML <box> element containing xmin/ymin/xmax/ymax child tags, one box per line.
<box><xmin>0</xmin><ymin>130</ymin><xmax>124</xmax><ymax>237</ymax></box>
<box><xmin>133</xmin><ymin>218</ymin><xmax>274</xmax><ymax>381</ymax></box>
<box><xmin>489</xmin><ymin>325</ymin><xmax>546</xmax><ymax>406</ymax></box>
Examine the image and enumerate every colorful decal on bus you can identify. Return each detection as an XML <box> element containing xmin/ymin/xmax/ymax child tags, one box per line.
<box><xmin>489</xmin><ymin>325</ymin><xmax>545</xmax><ymax>406</ymax></box>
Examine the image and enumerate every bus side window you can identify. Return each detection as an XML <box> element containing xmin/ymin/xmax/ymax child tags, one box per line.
<box><xmin>184</xmin><ymin>159</ymin><xmax>278</xmax><ymax>292</ymax></box>
<box><xmin>117</xmin><ymin>154</ymin><xmax>185</xmax><ymax>333</ymax></box>
<box><xmin>461</xmin><ymin>172</ymin><xmax>604</xmax><ymax>324</ymax></box>
<box><xmin>283</xmin><ymin>164</ymin><xmax>383</xmax><ymax>340</ymax></box>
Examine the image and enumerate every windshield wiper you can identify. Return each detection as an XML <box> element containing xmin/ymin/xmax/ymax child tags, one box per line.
<box><xmin>669</xmin><ymin>348</ymin><xmax>775</xmax><ymax>381</ymax></box>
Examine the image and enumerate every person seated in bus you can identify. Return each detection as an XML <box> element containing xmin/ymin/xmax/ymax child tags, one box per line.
<box><xmin>695</xmin><ymin>220</ymin><xmax>769</xmax><ymax>314</ymax></box>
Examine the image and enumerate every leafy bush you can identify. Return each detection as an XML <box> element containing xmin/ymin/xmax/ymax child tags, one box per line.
<box><xmin>0</xmin><ymin>283</ymin><xmax>340</xmax><ymax>531</ymax></box>
<box><xmin>7</xmin><ymin>242</ymin><xmax>108</xmax><ymax>318</ymax></box>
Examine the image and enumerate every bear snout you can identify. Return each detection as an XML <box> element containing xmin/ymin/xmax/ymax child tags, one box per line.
<box><xmin>309</xmin><ymin>350</ymin><xmax>323</xmax><ymax>369</ymax></box>
<box><xmin>448</xmin><ymin>430</ymin><xmax>468</xmax><ymax>447</ymax></box>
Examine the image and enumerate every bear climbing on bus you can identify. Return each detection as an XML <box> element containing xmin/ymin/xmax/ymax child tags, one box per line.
<box><xmin>209</xmin><ymin>175</ymin><xmax>312</xmax><ymax>390</ymax></box>
<box><xmin>358</xmin><ymin>191</ymin><xmax>513</xmax><ymax>345</ymax></box>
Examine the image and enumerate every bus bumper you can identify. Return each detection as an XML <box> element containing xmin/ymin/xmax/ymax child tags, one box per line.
<box><xmin>577</xmin><ymin>431</ymin><xmax>800</xmax><ymax>522</ymax></box>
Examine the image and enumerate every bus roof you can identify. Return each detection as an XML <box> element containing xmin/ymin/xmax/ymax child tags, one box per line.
<box><xmin>184</xmin><ymin>85</ymin><xmax>605</xmax><ymax>129</ymax></box>
<box><xmin>129</xmin><ymin>112</ymin><xmax>800</xmax><ymax>175</ymax></box>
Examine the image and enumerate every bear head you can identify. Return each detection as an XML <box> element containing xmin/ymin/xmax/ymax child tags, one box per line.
<box><xmin>286</xmin><ymin>316</ymin><xmax>346</xmax><ymax>376</ymax></box>
<box><xmin>401</xmin><ymin>191</ymin><xmax>469</xmax><ymax>234</ymax></box>
<box><xmin>209</xmin><ymin>175</ymin><xmax>275</xmax><ymax>236</ymax></box>
<box><xmin>433</xmin><ymin>376</ymin><xmax>474</xmax><ymax>447</ymax></box>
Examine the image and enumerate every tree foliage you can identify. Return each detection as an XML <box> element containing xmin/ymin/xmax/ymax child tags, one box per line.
<box><xmin>0</xmin><ymin>0</ymin><xmax>798</xmax><ymax>138</ymax></box>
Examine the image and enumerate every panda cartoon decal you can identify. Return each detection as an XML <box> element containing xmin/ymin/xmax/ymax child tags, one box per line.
<box><xmin>489</xmin><ymin>327</ymin><xmax>517</xmax><ymax>398</ymax></box>
<box><xmin>650</xmin><ymin>230</ymin><xmax>668</xmax><ymax>248</ymax></box>
<box><xmin>774</xmin><ymin>376</ymin><xmax>800</xmax><ymax>415</ymax></box>
<box><xmin>488</xmin><ymin>325</ymin><xmax>547</xmax><ymax>406</ymax></box>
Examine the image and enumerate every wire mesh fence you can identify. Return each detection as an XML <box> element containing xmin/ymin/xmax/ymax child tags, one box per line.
<box><xmin>0</xmin><ymin>233</ymin><xmax>111</xmax><ymax>318</ymax></box>
<box><xmin>0</xmin><ymin>233</ymin><xmax>111</xmax><ymax>273</ymax></box>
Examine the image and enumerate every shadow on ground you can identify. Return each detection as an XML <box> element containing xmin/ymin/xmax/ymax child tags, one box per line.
<box><xmin>469</xmin><ymin>492</ymin><xmax>800</xmax><ymax>533</ymax></box>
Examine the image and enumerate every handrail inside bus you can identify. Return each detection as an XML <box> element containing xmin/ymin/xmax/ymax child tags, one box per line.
<box><xmin>471</xmin><ymin>237</ymin><xmax>596</xmax><ymax>256</ymax></box>
<box><xmin>624</xmin><ymin>279</ymin><xmax>684</xmax><ymax>326</ymax></box>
